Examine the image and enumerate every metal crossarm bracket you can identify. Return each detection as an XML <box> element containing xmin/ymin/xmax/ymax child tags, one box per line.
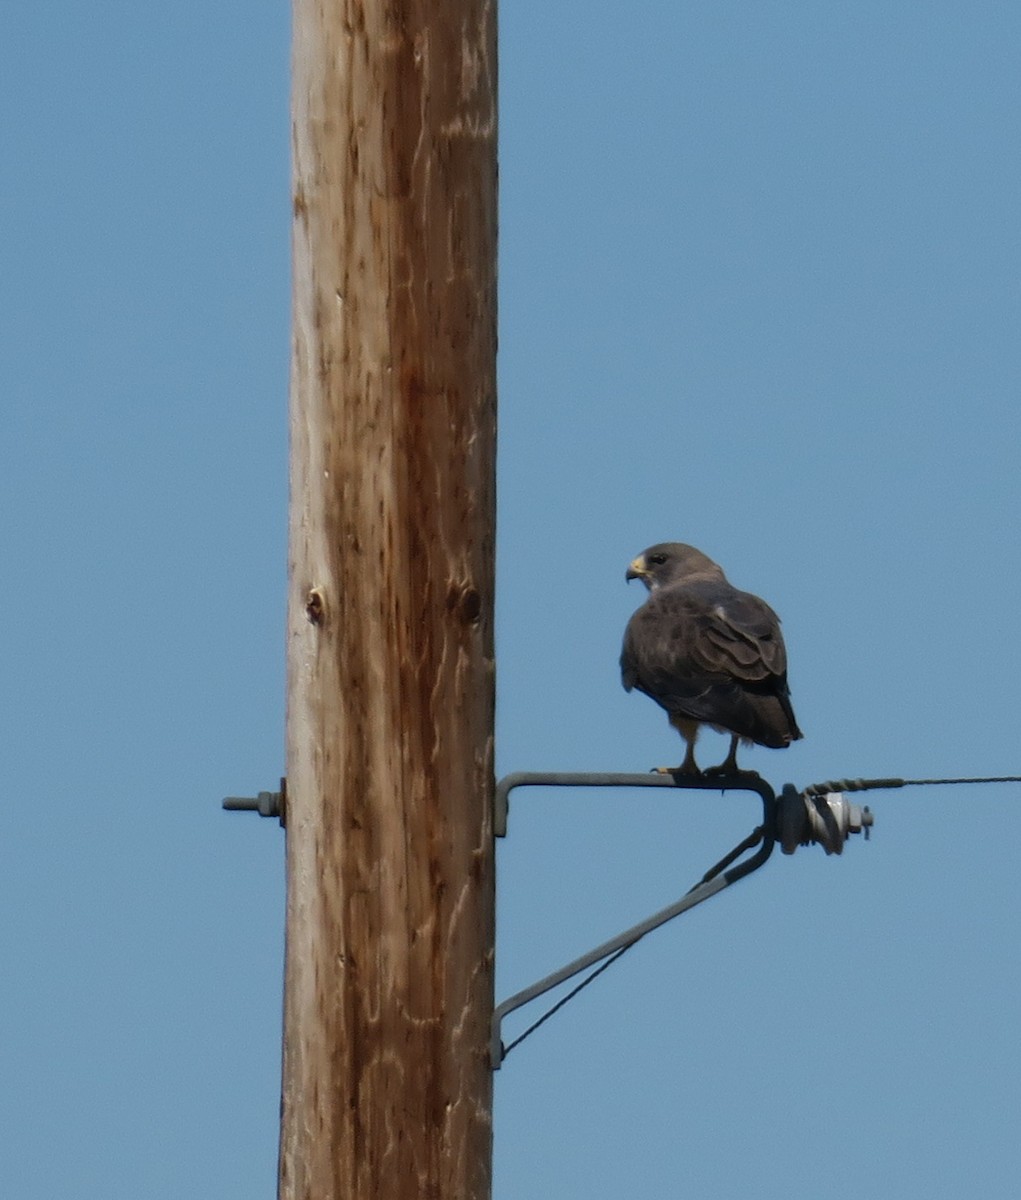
<box><xmin>491</xmin><ymin>771</ymin><xmax>778</xmax><ymax>1068</ymax></box>
<box><xmin>494</xmin><ymin>769</ymin><xmax>774</xmax><ymax>838</ymax></box>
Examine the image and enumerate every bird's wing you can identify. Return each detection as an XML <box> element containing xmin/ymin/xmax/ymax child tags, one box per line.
<box><xmin>621</xmin><ymin>583</ymin><xmax>788</xmax><ymax>701</ymax></box>
<box><xmin>690</xmin><ymin>586</ymin><xmax>787</xmax><ymax>682</ymax></box>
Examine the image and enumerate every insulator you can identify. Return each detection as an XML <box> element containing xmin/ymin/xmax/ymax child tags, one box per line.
<box><xmin>778</xmin><ymin>784</ymin><xmax>873</xmax><ymax>855</ymax></box>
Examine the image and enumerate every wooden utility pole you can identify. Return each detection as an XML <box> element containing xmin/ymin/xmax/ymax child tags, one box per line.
<box><xmin>279</xmin><ymin>1</ymin><xmax>497</xmax><ymax>1198</ymax></box>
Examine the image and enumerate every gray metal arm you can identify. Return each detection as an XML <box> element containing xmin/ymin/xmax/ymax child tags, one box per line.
<box><xmin>491</xmin><ymin>771</ymin><xmax>777</xmax><ymax>1067</ymax></box>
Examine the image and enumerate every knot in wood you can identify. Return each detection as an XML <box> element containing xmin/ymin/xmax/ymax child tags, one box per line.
<box><xmin>446</xmin><ymin>581</ymin><xmax>482</xmax><ymax>625</ymax></box>
<box><xmin>305</xmin><ymin>587</ymin><xmax>327</xmax><ymax>625</ymax></box>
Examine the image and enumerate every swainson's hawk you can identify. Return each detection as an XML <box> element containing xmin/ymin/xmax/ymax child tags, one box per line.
<box><xmin>621</xmin><ymin>542</ymin><xmax>802</xmax><ymax>774</ymax></box>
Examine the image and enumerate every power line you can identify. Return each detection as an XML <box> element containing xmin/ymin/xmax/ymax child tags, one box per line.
<box><xmin>803</xmin><ymin>774</ymin><xmax>1021</xmax><ymax>797</ymax></box>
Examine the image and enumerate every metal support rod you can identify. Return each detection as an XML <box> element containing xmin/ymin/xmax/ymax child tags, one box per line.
<box><xmin>495</xmin><ymin>769</ymin><xmax>771</xmax><ymax>838</ymax></box>
<box><xmin>491</xmin><ymin>774</ymin><xmax>777</xmax><ymax>1067</ymax></box>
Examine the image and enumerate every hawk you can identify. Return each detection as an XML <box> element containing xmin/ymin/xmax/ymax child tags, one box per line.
<box><xmin>621</xmin><ymin>542</ymin><xmax>802</xmax><ymax>774</ymax></box>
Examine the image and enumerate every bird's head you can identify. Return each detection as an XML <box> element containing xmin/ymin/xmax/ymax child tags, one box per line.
<box><xmin>626</xmin><ymin>542</ymin><xmax>725</xmax><ymax>590</ymax></box>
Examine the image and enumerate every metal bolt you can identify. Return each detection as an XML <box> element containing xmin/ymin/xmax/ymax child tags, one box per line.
<box><xmin>222</xmin><ymin>778</ymin><xmax>286</xmax><ymax>826</ymax></box>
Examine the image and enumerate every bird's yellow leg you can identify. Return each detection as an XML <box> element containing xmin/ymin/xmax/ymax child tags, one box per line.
<box><xmin>702</xmin><ymin>734</ymin><xmax>740</xmax><ymax>776</ymax></box>
<box><xmin>654</xmin><ymin>715</ymin><xmax>701</xmax><ymax>775</ymax></box>
<box><xmin>704</xmin><ymin>735</ymin><xmax>760</xmax><ymax>778</ymax></box>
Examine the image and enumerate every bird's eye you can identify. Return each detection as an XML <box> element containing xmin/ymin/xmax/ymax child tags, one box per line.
<box><xmin>648</xmin><ymin>553</ymin><xmax>667</xmax><ymax>566</ymax></box>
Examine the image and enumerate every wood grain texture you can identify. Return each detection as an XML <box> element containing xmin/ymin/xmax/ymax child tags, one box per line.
<box><xmin>280</xmin><ymin>1</ymin><xmax>497</xmax><ymax>1196</ymax></box>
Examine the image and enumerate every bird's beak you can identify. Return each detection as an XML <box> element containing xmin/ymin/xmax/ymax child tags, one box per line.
<box><xmin>625</xmin><ymin>556</ymin><xmax>648</xmax><ymax>583</ymax></box>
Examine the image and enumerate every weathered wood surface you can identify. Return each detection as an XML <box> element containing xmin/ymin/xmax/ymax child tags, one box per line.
<box><xmin>280</xmin><ymin>1</ymin><xmax>497</xmax><ymax>1196</ymax></box>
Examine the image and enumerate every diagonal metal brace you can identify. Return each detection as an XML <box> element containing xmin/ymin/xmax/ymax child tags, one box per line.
<box><xmin>491</xmin><ymin>771</ymin><xmax>777</xmax><ymax>1068</ymax></box>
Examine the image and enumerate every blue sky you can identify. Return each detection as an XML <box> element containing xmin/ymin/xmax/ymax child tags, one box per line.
<box><xmin>3</xmin><ymin>2</ymin><xmax>1021</xmax><ymax>1197</ymax></box>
